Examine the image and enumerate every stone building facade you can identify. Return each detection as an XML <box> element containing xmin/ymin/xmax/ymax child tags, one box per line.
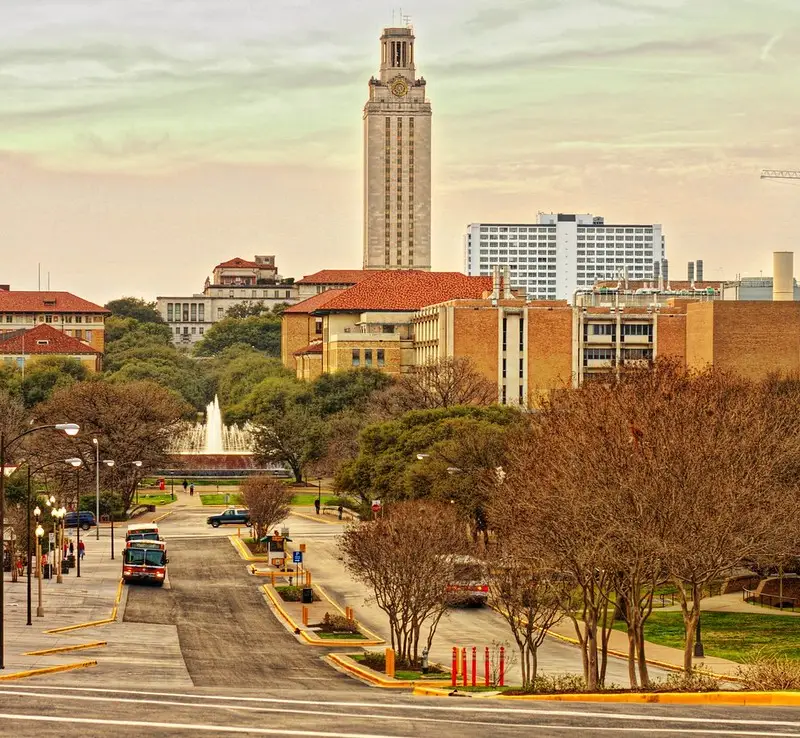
<box><xmin>363</xmin><ymin>26</ymin><xmax>432</xmax><ymax>271</ymax></box>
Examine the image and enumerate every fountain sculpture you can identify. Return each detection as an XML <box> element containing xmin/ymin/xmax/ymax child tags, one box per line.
<box><xmin>169</xmin><ymin>395</ymin><xmax>254</xmax><ymax>455</ymax></box>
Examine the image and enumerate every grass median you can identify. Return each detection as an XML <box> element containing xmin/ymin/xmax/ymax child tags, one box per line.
<box><xmin>613</xmin><ymin>611</ymin><xmax>800</xmax><ymax>662</ymax></box>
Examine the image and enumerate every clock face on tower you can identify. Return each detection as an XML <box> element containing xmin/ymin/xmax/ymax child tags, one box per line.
<box><xmin>391</xmin><ymin>78</ymin><xmax>409</xmax><ymax>97</ymax></box>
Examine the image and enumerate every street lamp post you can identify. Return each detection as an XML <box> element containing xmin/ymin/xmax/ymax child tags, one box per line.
<box><xmin>92</xmin><ymin>439</ymin><xmax>100</xmax><ymax>541</ymax></box>
<box><xmin>66</xmin><ymin>459</ymin><xmax>82</xmax><ymax>577</ymax></box>
<box><xmin>317</xmin><ymin>477</ymin><xmax>322</xmax><ymax>511</ymax></box>
<box><xmin>0</xmin><ymin>422</ymin><xmax>79</xmax><ymax>668</ymax></box>
<box><xmin>694</xmin><ymin>616</ymin><xmax>705</xmax><ymax>659</ymax></box>
<box><xmin>51</xmin><ymin>507</ymin><xmax>64</xmax><ymax>583</ymax></box>
<box><xmin>33</xmin><ymin>507</ymin><xmax>43</xmax><ymax>618</ymax></box>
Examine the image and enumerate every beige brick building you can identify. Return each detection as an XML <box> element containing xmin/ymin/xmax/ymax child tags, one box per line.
<box><xmin>363</xmin><ymin>26</ymin><xmax>432</xmax><ymax>271</ymax></box>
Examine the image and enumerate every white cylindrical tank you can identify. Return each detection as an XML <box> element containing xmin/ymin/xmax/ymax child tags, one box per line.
<box><xmin>773</xmin><ymin>252</ymin><xmax>794</xmax><ymax>301</ymax></box>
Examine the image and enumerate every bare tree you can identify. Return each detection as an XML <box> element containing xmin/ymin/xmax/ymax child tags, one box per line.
<box><xmin>485</xmin><ymin>548</ymin><xmax>565</xmax><ymax>688</ymax></box>
<box><xmin>390</xmin><ymin>358</ymin><xmax>497</xmax><ymax>411</ymax></box>
<box><xmin>241</xmin><ymin>475</ymin><xmax>292</xmax><ymax>541</ymax></box>
<box><xmin>338</xmin><ymin>501</ymin><xmax>467</xmax><ymax>664</ymax></box>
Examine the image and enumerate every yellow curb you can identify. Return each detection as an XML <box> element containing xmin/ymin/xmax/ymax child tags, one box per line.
<box><xmin>291</xmin><ymin>511</ymin><xmax>342</xmax><ymax>526</ymax></box>
<box><xmin>45</xmin><ymin>578</ymin><xmax>124</xmax><ymax>634</ymax></box>
<box><xmin>327</xmin><ymin>653</ymin><xmax>452</xmax><ymax>689</ymax></box>
<box><xmin>412</xmin><ymin>686</ymin><xmax>800</xmax><ymax>706</ymax></box>
<box><xmin>152</xmin><ymin>510</ymin><xmax>174</xmax><ymax>523</ymax></box>
<box><xmin>0</xmin><ymin>660</ymin><xmax>97</xmax><ymax>681</ymax></box>
<box><xmin>261</xmin><ymin>585</ymin><xmax>384</xmax><ymax>647</ymax></box>
<box><xmin>24</xmin><ymin>641</ymin><xmax>107</xmax><ymax>656</ymax></box>
<box><xmin>229</xmin><ymin>535</ymin><xmax>268</xmax><ymax>562</ymax></box>
<box><xmin>313</xmin><ymin>583</ymin><xmax>385</xmax><ymax>644</ymax></box>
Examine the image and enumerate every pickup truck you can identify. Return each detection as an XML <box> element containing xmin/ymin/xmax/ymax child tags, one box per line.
<box><xmin>206</xmin><ymin>508</ymin><xmax>251</xmax><ymax>528</ymax></box>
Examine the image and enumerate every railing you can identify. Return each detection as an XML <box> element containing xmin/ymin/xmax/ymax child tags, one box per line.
<box><xmin>742</xmin><ymin>587</ymin><xmax>799</xmax><ymax>612</ymax></box>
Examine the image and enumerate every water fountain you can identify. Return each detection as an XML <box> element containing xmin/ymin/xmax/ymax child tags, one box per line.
<box><xmin>168</xmin><ymin>396</ymin><xmax>254</xmax><ymax>455</ymax></box>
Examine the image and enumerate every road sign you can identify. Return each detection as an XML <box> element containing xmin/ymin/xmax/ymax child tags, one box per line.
<box><xmin>292</xmin><ymin>551</ymin><xmax>303</xmax><ymax>564</ymax></box>
<box><xmin>371</xmin><ymin>499</ymin><xmax>381</xmax><ymax>513</ymax></box>
<box><xmin>48</xmin><ymin>533</ymin><xmax>55</xmax><ymax>545</ymax></box>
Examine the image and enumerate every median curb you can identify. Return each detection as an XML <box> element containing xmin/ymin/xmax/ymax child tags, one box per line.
<box><xmin>327</xmin><ymin>653</ymin><xmax>452</xmax><ymax>689</ymax></box>
<box><xmin>412</xmin><ymin>685</ymin><xmax>800</xmax><ymax>706</ymax></box>
<box><xmin>152</xmin><ymin>510</ymin><xmax>174</xmax><ymax>524</ymax></box>
<box><xmin>313</xmin><ymin>583</ymin><xmax>385</xmax><ymax>644</ymax></box>
<box><xmin>261</xmin><ymin>584</ymin><xmax>384</xmax><ymax>647</ymax></box>
<box><xmin>229</xmin><ymin>536</ymin><xmax>268</xmax><ymax>562</ymax></box>
<box><xmin>24</xmin><ymin>641</ymin><xmax>107</xmax><ymax>656</ymax></box>
<box><xmin>0</xmin><ymin>660</ymin><xmax>97</xmax><ymax>681</ymax></box>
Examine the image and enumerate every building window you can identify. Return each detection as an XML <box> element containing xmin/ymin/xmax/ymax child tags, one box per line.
<box><xmin>364</xmin><ymin>349</ymin><xmax>373</xmax><ymax>367</ymax></box>
<box><xmin>217</xmin><ymin>308</ymin><xmax>224</xmax><ymax>318</ymax></box>
<box><xmin>190</xmin><ymin>304</ymin><xmax>197</xmax><ymax>322</ymax></box>
<box><xmin>377</xmin><ymin>349</ymin><xmax>385</xmax><ymax>367</ymax></box>
<box><xmin>199</xmin><ymin>327</ymin><xmax>204</xmax><ymax>335</ymax></box>
<box><xmin>191</xmin><ymin>327</ymin><xmax>196</xmax><ymax>335</ymax></box>
<box><xmin>351</xmin><ymin>349</ymin><xmax>360</xmax><ymax>367</ymax></box>
<box><xmin>198</xmin><ymin>304</ymin><xmax>205</xmax><ymax>321</ymax></box>
<box><xmin>183</xmin><ymin>303</ymin><xmax>190</xmax><ymax>321</ymax></box>
<box><xmin>85</xmin><ymin>330</ymin><xmax>92</xmax><ymax>342</ymax></box>
<box><xmin>167</xmin><ymin>303</ymin><xmax>173</xmax><ymax>322</ymax></box>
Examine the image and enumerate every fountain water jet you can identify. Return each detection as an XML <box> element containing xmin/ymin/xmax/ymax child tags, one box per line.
<box><xmin>205</xmin><ymin>396</ymin><xmax>224</xmax><ymax>454</ymax></box>
<box><xmin>168</xmin><ymin>395</ymin><xmax>254</xmax><ymax>455</ymax></box>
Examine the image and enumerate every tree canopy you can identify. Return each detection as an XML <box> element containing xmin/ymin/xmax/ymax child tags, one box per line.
<box><xmin>105</xmin><ymin>297</ymin><xmax>165</xmax><ymax>324</ymax></box>
<box><xmin>193</xmin><ymin>315</ymin><xmax>281</xmax><ymax>357</ymax></box>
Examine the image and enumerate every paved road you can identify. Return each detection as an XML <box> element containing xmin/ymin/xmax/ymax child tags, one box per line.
<box><xmin>1</xmin><ymin>684</ymin><xmax>800</xmax><ymax>737</ymax></box>
<box><xmin>124</xmin><ymin>536</ymin><xmax>351</xmax><ymax>689</ymax></box>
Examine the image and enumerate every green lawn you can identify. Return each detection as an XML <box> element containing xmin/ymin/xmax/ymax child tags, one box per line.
<box><xmin>316</xmin><ymin>631</ymin><xmax>366</xmax><ymax>640</ymax></box>
<box><xmin>145</xmin><ymin>478</ymin><xmax>243</xmax><ymax>487</ymax></box>
<box><xmin>200</xmin><ymin>493</ymin><xmax>243</xmax><ymax>506</ymax></box>
<box><xmin>136</xmin><ymin>494</ymin><xmax>176</xmax><ymax>507</ymax></box>
<box><xmin>614</xmin><ymin>611</ymin><xmax>800</xmax><ymax>663</ymax></box>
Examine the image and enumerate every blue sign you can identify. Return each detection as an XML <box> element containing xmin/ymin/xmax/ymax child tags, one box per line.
<box><xmin>292</xmin><ymin>551</ymin><xmax>303</xmax><ymax>564</ymax></box>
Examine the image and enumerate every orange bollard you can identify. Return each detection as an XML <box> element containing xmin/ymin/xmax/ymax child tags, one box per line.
<box><xmin>484</xmin><ymin>646</ymin><xmax>490</xmax><ymax>686</ymax></box>
<box><xmin>271</xmin><ymin>571</ymin><xmax>276</xmax><ymax>586</ymax></box>
<box><xmin>451</xmin><ymin>647</ymin><xmax>458</xmax><ymax>687</ymax></box>
<box><xmin>302</xmin><ymin>606</ymin><xmax>309</xmax><ymax>626</ymax></box>
<box><xmin>306</xmin><ymin>571</ymin><xmax>312</xmax><ymax>587</ymax></box>
<box><xmin>499</xmin><ymin>646</ymin><xmax>505</xmax><ymax>687</ymax></box>
<box><xmin>300</xmin><ymin>543</ymin><xmax>307</xmax><ymax>553</ymax></box>
<box><xmin>385</xmin><ymin>648</ymin><xmax>395</xmax><ymax>678</ymax></box>
<box><xmin>471</xmin><ymin>646</ymin><xmax>477</xmax><ymax>687</ymax></box>
<box><xmin>461</xmin><ymin>648</ymin><xmax>467</xmax><ymax>687</ymax></box>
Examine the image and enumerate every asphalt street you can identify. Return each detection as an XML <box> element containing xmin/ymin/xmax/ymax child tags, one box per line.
<box><xmin>1</xmin><ymin>683</ymin><xmax>800</xmax><ymax>737</ymax></box>
<box><xmin>124</xmin><ymin>535</ymin><xmax>350</xmax><ymax>689</ymax></box>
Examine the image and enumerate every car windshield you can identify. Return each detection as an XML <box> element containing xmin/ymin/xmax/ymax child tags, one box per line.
<box><xmin>127</xmin><ymin>532</ymin><xmax>159</xmax><ymax>541</ymax></box>
<box><xmin>452</xmin><ymin>564</ymin><xmax>486</xmax><ymax>582</ymax></box>
<box><xmin>124</xmin><ymin>549</ymin><xmax>166</xmax><ymax>567</ymax></box>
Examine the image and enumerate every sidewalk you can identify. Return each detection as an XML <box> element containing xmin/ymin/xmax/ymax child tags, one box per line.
<box><xmin>2</xmin><ymin>525</ymin><xmax>191</xmax><ymax>687</ymax></box>
<box><xmin>658</xmin><ymin>592</ymin><xmax>800</xmax><ymax>617</ymax></box>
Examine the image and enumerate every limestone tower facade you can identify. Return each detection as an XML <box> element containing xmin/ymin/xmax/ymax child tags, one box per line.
<box><xmin>363</xmin><ymin>25</ymin><xmax>432</xmax><ymax>270</ymax></box>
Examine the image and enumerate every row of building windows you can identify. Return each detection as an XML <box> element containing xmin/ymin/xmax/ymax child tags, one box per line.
<box><xmin>175</xmin><ymin>326</ymin><xmax>205</xmax><ymax>336</ymax></box>
<box><xmin>167</xmin><ymin>303</ymin><xmax>206</xmax><ymax>322</ymax></box>
<box><xmin>0</xmin><ymin>314</ymin><xmax>103</xmax><ymax>324</ymax></box>
<box><xmin>477</xmin><ymin>226</ymin><xmax>654</xmax><ymax>234</ymax></box>
<box><xmin>351</xmin><ymin>348</ymin><xmax>386</xmax><ymax>368</ymax></box>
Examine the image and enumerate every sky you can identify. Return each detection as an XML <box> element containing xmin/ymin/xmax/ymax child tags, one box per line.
<box><xmin>1</xmin><ymin>0</ymin><xmax>799</xmax><ymax>304</ymax></box>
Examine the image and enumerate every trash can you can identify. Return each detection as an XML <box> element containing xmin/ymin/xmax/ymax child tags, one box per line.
<box><xmin>42</xmin><ymin>564</ymin><xmax>52</xmax><ymax>580</ymax></box>
<box><xmin>301</xmin><ymin>587</ymin><xmax>313</xmax><ymax>604</ymax></box>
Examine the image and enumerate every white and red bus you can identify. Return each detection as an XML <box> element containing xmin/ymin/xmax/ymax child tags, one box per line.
<box><xmin>123</xmin><ymin>540</ymin><xmax>168</xmax><ymax>586</ymax></box>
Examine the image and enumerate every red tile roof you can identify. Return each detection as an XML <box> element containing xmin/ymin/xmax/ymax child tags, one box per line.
<box><xmin>215</xmin><ymin>257</ymin><xmax>273</xmax><ymax>270</ymax></box>
<box><xmin>0</xmin><ymin>324</ymin><xmax>100</xmax><ymax>355</ymax></box>
<box><xmin>0</xmin><ymin>291</ymin><xmax>108</xmax><ymax>314</ymax></box>
<box><xmin>296</xmin><ymin>270</ymin><xmax>372</xmax><ymax>286</ymax></box>
<box><xmin>282</xmin><ymin>289</ymin><xmax>345</xmax><ymax>314</ymax></box>
<box><xmin>314</xmin><ymin>271</ymin><xmax>494</xmax><ymax>312</ymax></box>
<box><xmin>293</xmin><ymin>340</ymin><xmax>323</xmax><ymax>356</ymax></box>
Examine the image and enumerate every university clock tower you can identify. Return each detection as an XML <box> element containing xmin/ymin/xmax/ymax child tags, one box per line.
<box><xmin>363</xmin><ymin>25</ymin><xmax>432</xmax><ymax>271</ymax></box>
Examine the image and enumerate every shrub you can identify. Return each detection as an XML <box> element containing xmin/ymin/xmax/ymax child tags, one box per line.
<box><xmin>324</xmin><ymin>496</ymin><xmax>357</xmax><ymax>510</ymax></box>
<box><xmin>275</xmin><ymin>586</ymin><xmax>319</xmax><ymax>602</ymax></box>
<box><xmin>736</xmin><ymin>649</ymin><xmax>800</xmax><ymax>691</ymax></box>
<box><xmin>319</xmin><ymin>612</ymin><xmax>360</xmax><ymax>633</ymax></box>
<box><xmin>529</xmin><ymin>673</ymin><xmax>588</xmax><ymax>694</ymax></box>
<box><xmin>360</xmin><ymin>651</ymin><xmax>386</xmax><ymax>671</ymax></box>
<box><xmin>650</xmin><ymin>672</ymin><xmax>720</xmax><ymax>693</ymax></box>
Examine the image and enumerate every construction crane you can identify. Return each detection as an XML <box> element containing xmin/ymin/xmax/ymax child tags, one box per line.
<box><xmin>761</xmin><ymin>170</ymin><xmax>800</xmax><ymax>180</ymax></box>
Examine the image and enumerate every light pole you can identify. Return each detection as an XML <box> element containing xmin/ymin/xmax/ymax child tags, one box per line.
<box><xmin>316</xmin><ymin>476</ymin><xmax>322</xmax><ymax>512</ymax></box>
<box><xmin>66</xmin><ymin>458</ymin><xmax>82</xmax><ymax>577</ymax></box>
<box><xmin>92</xmin><ymin>438</ymin><xmax>100</xmax><ymax>541</ymax></box>
<box><xmin>33</xmin><ymin>507</ymin><xmax>43</xmax><ymax>618</ymax></box>
<box><xmin>0</xmin><ymin>422</ymin><xmax>79</xmax><ymax>668</ymax></box>
<box><xmin>51</xmin><ymin>507</ymin><xmax>64</xmax><ymax>583</ymax></box>
<box><xmin>44</xmin><ymin>495</ymin><xmax>56</xmax><ymax>581</ymax></box>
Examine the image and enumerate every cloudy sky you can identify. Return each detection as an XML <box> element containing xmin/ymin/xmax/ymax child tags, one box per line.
<box><xmin>1</xmin><ymin>0</ymin><xmax>798</xmax><ymax>303</ymax></box>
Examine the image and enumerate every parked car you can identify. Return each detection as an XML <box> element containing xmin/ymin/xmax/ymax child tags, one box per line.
<box><xmin>206</xmin><ymin>508</ymin><xmax>251</xmax><ymax>528</ymax></box>
<box><xmin>64</xmin><ymin>511</ymin><xmax>97</xmax><ymax>531</ymax></box>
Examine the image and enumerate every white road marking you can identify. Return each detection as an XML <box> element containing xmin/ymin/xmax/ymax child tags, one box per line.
<box><xmin>0</xmin><ymin>713</ymin><xmax>405</xmax><ymax>737</ymax></box>
<box><xmin>0</xmin><ymin>710</ymin><xmax>799</xmax><ymax>737</ymax></box>
<box><xmin>1</xmin><ymin>684</ymin><xmax>799</xmax><ymax>730</ymax></box>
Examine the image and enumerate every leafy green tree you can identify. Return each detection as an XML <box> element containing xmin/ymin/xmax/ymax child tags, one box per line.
<box><xmin>310</xmin><ymin>368</ymin><xmax>393</xmax><ymax>416</ymax></box>
<box><xmin>20</xmin><ymin>356</ymin><xmax>89</xmax><ymax>408</ymax></box>
<box><xmin>209</xmin><ymin>346</ymin><xmax>293</xmax><ymax>407</ymax></box>
<box><xmin>105</xmin><ymin>297</ymin><xmax>165</xmax><ymax>324</ymax></box>
<box><xmin>335</xmin><ymin>405</ymin><xmax>521</xmax><ymax>513</ymax></box>
<box><xmin>225</xmin><ymin>375</ymin><xmax>311</xmax><ymax>425</ymax></box>
<box><xmin>194</xmin><ymin>315</ymin><xmax>281</xmax><ymax>357</ymax></box>
<box><xmin>103</xmin><ymin>318</ymin><xmax>173</xmax><ymax>363</ymax></box>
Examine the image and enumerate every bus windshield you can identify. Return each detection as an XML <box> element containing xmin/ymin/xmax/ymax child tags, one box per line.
<box><xmin>124</xmin><ymin>548</ymin><xmax>166</xmax><ymax>567</ymax></box>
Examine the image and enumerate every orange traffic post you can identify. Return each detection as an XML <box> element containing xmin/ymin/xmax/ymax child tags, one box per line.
<box><xmin>302</xmin><ymin>606</ymin><xmax>309</xmax><ymax>626</ymax></box>
<box><xmin>385</xmin><ymin>648</ymin><xmax>395</xmax><ymax>679</ymax></box>
<box><xmin>461</xmin><ymin>648</ymin><xmax>467</xmax><ymax>687</ymax></box>
<box><xmin>270</xmin><ymin>571</ymin><xmax>276</xmax><ymax>586</ymax></box>
<box><xmin>451</xmin><ymin>647</ymin><xmax>458</xmax><ymax>687</ymax></box>
<box><xmin>484</xmin><ymin>646</ymin><xmax>490</xmax><ymax>686</ymax></box>
<box><xmin>471</xmin><ymin>646</ymin><xmax>477</xmax><ymax>687</ymax></box>
<box><xmin>306</xmin><ymin>571</ymin><xmax>312</xmax><ymax>587</ymax></box>
<box><xmin>300</xmin><ymin>543</ymin><xmax>307</xmax><ymax>553</ymax></box>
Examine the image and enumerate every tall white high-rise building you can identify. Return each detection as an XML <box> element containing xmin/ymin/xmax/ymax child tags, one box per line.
<box><xmin>464</xmin><ymin>213</ymin><xmax>666</xmax><ymax>302</ymax></box>
<box><xmin>363</xmin><ymin>25</ymin><xmax>432</xmax><ymax>271</ymax></box>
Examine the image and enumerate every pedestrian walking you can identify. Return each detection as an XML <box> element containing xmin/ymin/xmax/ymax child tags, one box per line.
<box><xmin>337</xmin><ymin>505</ymin><xmax>343</xmax><ymax>521</ymax></box>
<box><xmin>78</xmin><ymin>540</ymin><xmax>85</xmax><ymax>560</ymax></box>
<box><xmin>182</xmin><ymin>479</ymin><xmax>188</xmax><ymax>492</ymax></box>
<box><xmin>190</xmin><ymin>483</ymin><xmax>194</xmax><ymax>496</ymax></box>
<box><xmin>314</xmin><ymin>498</ymin><xmax>320</xmax><ymax>515</ymax></box>
<box><xmin>69</xmin><ymin>541</ymin><xmax>74</xmax><ymax>557</ymax></box>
